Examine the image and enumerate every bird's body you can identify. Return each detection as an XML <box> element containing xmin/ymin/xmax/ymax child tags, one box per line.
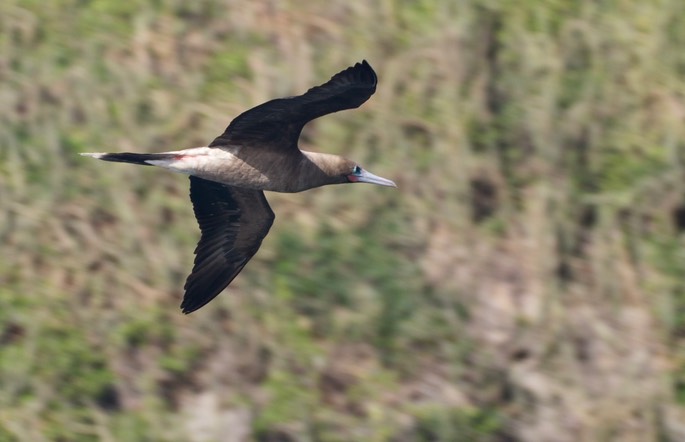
<box><xmin>130</xmin><ymin>146</ymin><xmax>352</xmax><ymax>193</ymax></box>
<box><xmin>82</xmin><ymin>60</ymin><xmax>395</xmax><ymax>313</ymax></box>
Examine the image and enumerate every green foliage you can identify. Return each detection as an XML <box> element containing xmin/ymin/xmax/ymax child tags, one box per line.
<box><xmin>597</xmin><ymin>145</ymin><xmax>668</xmax><ymax>193</ymax></box>
<box><xmin>273</xmin><ymin>213</ymin><xmax>421</xmax><ymax>365</ymax></box>
<box><xmin>0</xmin><ymin>425</ymin><xmax>19</xmax><ymax>442</ymax></box>
<box><xmin>411</xmin><ymin>406</ymin><xmax>504</xmax><ymax>442</ymax></box>
<box><xmin>37</xmin><ymin>327</ymin><xmax>114</xmax><ymax>405</ymax></box>
<box><xmin>254</xmin><ymin>369</ymin><xmax>318</xmax><ymax>435</ymax></box>
<box><xmin>201</xmin><ymin>47</ymin><xmax>252</xmax><ymax>99</ymax></box>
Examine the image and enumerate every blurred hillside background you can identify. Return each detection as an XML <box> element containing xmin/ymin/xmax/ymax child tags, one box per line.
<box><xmin>1</xmin><ymin>0</ymin><xmax>685</xmax><ymax>441</ymax></box>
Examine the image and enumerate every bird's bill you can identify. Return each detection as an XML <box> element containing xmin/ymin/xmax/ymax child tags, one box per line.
<box><xmin>349</xmin><ymin>169</ymin><xmax>397</xmax><ymax>187</ymax></box>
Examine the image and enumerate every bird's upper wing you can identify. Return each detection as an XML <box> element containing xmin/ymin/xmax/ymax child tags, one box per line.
<box><xmin>181</xmin><ymin>176</ymin><xmax>275</xmax><ymax>314</ymax></box>
<box><xmin>208</xmin><ymin>60</ymin><xmax>377</xmax><ymax>150</ymax></box>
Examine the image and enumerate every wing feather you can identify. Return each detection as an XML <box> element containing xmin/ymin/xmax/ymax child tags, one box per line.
<box><xmin>181</xmin><ymin>176</ymin><xmax>275</xmax><ymax>313</ymax></box>
<box><xmin>208</xmin><ymin>60</ymin><xmax>377</xmax><ymax>149</ymax></box>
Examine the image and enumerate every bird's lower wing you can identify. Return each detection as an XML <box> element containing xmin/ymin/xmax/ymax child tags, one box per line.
<box><xmin>181</xmin><ymin>176</ymin><xmax>275</xmax><ymax>314</ymax></box>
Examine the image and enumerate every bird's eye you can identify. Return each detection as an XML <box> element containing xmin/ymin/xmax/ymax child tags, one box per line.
<box><xmin>353</xmin><ymin>165</ymin><xmax>362</xmax><ymax>175</ymax></box>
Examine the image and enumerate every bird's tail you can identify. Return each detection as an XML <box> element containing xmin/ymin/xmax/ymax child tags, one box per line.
<box><xmin>80</xmin><ymin>152</ymin><xmax>177</xmax><ymax>166</ymax></box>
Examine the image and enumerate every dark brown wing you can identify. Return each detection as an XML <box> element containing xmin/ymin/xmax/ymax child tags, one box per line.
<box><xmin>181</xmin><ymin>176</ymin><xmax>275</xmax><ymax>314</ymax></box>
<box><xmin>208</xmin><ymin>60</ymin><xmax>377</xmax><ymax>150</ymax></box>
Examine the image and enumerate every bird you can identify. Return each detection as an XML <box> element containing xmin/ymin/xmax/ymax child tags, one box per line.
<box><xmin>82</xmin><ymin>60</ymin><xmax>396</xmax><ymax>314</ymax></box>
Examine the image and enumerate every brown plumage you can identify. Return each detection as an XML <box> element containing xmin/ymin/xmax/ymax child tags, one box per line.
<box><xmin>82</xmin><ymin>60</ymin><xmax>396</xmax><ymax>313</ymax></box>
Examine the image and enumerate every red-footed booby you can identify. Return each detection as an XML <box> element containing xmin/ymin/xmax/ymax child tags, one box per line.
<box><xmin>82</xmin><ymin>60</ymin><xmax>396</xmax><ymax>313</ymax></box>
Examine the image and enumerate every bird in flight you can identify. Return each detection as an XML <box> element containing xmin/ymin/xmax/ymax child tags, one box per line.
<box><xmin>82</xmin><ymin>60</ymin><xmax>396</xmax><ymax>313</ymax></box>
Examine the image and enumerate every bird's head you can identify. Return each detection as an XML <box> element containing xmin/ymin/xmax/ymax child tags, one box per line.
<box><xmin>344</xmin><ymin>163</ymin><xmax>397</xmax><ymax>187</ymax></box>
<box><xmin>300</xmin><ymin>152</ymin><xmax>396</xmax><ymax>190</ymax></box>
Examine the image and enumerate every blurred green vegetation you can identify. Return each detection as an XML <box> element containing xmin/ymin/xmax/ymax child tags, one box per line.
<box><xmin>1</xmin><ymin>0</ymin><xmax>685</xmax><ymax>441</ymax></box>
